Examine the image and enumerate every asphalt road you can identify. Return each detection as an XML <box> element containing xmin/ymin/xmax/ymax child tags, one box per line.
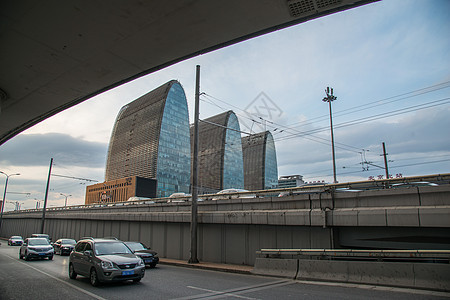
<box><xmin>0</xmin><ymin>244</ymin><xmax>447</xmax><ymax>300</ymax></box>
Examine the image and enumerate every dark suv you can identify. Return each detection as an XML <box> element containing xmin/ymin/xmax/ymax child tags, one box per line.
<box><xmin>69</xmin><ymin>238</ymin><xmax>145</xmax><ymax>286</ymax></box>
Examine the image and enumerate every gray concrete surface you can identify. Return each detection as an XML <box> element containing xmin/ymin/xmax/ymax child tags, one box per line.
<box><xmin>252</xmin><ymin>250</ymin><xmax>450</xmax><ymax>292</ymax></box>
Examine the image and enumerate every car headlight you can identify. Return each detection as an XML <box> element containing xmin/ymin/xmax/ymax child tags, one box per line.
<box><xmin>137</xmin><ymin>259</ymin><xmax>144</xmax><ymax>266</ymax></box>
<box><xmin>101</xmin><ymin>260</ymin><xmax>114</xmax><ymax>269</ymax></box>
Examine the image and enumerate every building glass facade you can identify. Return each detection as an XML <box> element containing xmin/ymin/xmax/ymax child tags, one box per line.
<box><xmin>156</xmin><ymin>84</ymin><xmax>191</xmax><ymax>197</ymax></box>
<box><xmin>222</xmin><ymin>113</ymin><xmax>245</xmax><ymax>189</ymax></box>
<box><xmin>264</xmin><ymin>132</ymin><xmax>278</xmax><ymax>189</ymax></box>
<box><xmin>192</xmin><ymin>110</ymin><xmax>244</xmax><ymax>193</ymax></box>
<box><xmin>242</xmin><ymin>131</ymin><xmax>278</xmax><ymax>190</ymax></box>
<box><xmin>104</xmin><ymin>80</ymin><xmax>191</xmax><ymax>198</ymax></box>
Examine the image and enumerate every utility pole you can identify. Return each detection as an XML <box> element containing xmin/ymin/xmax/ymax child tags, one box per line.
<box><xmin>189</xmin><ymin>65</ymin><xmax>200</xmax><ymax>264</ymax></box>
<box><xmin>323</xmin><ymin>87</ymin><xmax>338</xmax><ymax>183</ymax></box>
<box><xmin>41</xmin><ymin>158</ymin><xmax>53</xmax><ymax>234</ymax></box>
<box><xmin>382</xmin><ymin>142</ymin><xmax>390</xmax><ymax>179</ymax></box>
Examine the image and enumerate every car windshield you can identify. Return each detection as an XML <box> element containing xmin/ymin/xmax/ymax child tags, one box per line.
<box><xmin>61</xmin><ymin>239</ymin><xmax>76</xmax><ymax>244</ymax></box>
<box><xmin>11</xmin><ymin>236</ymin><xmax>22</xmax><ymax>239</ymax></box>
<box><xmin>94</xmin><ymin>242</ymin><xmax>132</xmax><ymax>255</ymax></box>
<box><xmin>125</xmin><ymin>242</ymin><xmax>146</xmax><ymax>251</ymax></box>
<box><xmin>28</xmin><ymin>238</ymin><xmax>50</xmax><ymax>246</ymax></box>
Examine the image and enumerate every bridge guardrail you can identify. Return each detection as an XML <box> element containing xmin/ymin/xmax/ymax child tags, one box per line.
<box><xmin>5</xmin><ymin>173</ymin><xmax>450</xmax><ymax>214</ymax></box>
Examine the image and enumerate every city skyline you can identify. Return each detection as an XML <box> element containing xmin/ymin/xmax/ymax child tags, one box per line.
<box><xmin>0</xmin><ymin>0</ymin><xmax>449</xmax><ymax>210</ymax></box>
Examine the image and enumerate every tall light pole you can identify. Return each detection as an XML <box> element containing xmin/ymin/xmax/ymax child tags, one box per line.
<box><xmin>323</xmin><ymin>87</ymin><xmax>338</xmax><ymax>183</ymax></box>
<box><xmin>0</xmin><ymin>171</ymin><xmax>20</xmax><ymax>236</ymax></box>
<box><xmin>60</xmin><ymin>193</ymin><xmax>72</xmax><ymax>207</ymax></box>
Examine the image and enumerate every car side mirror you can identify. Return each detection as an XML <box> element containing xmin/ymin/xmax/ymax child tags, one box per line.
<box><xmin>84</xmin><ymin>250</ymin><xmax>92</xmax><ymax>257</ymax></box>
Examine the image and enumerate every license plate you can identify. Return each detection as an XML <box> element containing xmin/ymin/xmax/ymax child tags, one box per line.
<box><xmin>39</xmin><ymin>253</ymin><xmax>45</xmax><ymax>255</ymax></box>
<box><xmin>122</xmin><ymin>270</ymin><xmax>134</xmax><ymax>276</ymax></box>
<box><xmin>144</xmin><ymin>259</ymin><xmax>153</xmax><ymax>263</ymax></box>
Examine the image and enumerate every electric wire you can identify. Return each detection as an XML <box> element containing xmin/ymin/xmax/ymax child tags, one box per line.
<box><xmin>273</xmin><ymin>97</ymin><xmax>450</xmax><ymax>142</ymax></box>
<box><xmin>285</xmin><ymin>80</ymin><xmax>450</xmax><ymax>129</ymax></box>
<box><xmin>303</xmin><ymin>158</ymin><xmax>450</xmax><ymax>178</ymax></box>
<box><xmin>201</xmin><ymin>93</ymin><xmax>363</xmax><ymax>153</ymax></box>
<box><xmin>200</xmin><ymin>84</ymin><xmax>450</xmax><ymax>178</ymax></box>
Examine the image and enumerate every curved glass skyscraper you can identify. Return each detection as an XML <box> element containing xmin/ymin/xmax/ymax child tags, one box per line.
<box><xmin>192</xmin><ymin>110</ymin><xmax>244</xmax><ymax>193</ymax></box>
<box><xmin>242</xmin><ymin>131</ymin><xmax>278</xmax><ymax>190</ymax></box>
<box><xmin>105</xmin><ymin>80</ymin><xmax>191</xmax><ymax>197</ymax></box>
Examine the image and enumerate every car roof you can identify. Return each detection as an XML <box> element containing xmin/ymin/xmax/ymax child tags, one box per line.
<box><xmin>78</xmin><ymin>238</ymin><xmax>122</xmax><ymax>243</ymax></box>
<box><xmin>27</xmin><ymin>237</ymin><xmax>49</xmax><ymax>241</ymax></box>
<box><xmin>124</xmin><ymin>241</ymin><xmax>143</xmax><ymax>245</ymax></box>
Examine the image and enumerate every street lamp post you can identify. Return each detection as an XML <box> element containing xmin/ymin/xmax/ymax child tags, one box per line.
<box><xmin>35</xmin><ymin>199</ymin><xmax>44</xmax><ymax>209</ymax></box>
<box><xmin>322</xmin><ymin>87</ymin><xmax>338</xmax><ymax>184</ymax></box>
<box><xmin>60</xmin><ymin>193</ymin><xmax>72</xmax><ymax>207</ymax></box>
<box><xmin>0</xmin><ymin>171</ymin><xmax>20</xmax><ymax>236</ymax></box>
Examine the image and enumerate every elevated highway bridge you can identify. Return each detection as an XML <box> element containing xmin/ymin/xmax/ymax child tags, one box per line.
<box><xmin>1</xmin><ymin>174</ymin><xmax>449</xmax><ymax>267</ymax></box>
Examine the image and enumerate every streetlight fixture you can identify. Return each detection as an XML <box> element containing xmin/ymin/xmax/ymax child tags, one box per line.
<box><xmin>35</xmin><ymin>199</ymin><xmax>44</xmax><ymax>209</ymax></box>
<box><xmin>60</xmin><ymin>193</ymin><xmax>72</xmax><ymax>207</ymax></box>
<box><xmin>0</xmin><ymin>171</ymin><xmax>20</xmax><ymax>235</ymax></box>
<box><xmin>322</xmin><ymin>87</ymin><xmax>338</xmax><ymax>184</ymax></box>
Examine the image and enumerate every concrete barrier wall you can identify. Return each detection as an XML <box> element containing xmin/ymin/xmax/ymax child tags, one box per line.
<box><xmin>252</xmin><ymin>258</ymin><xmax>298</xmax><ymax>279</ymax></box>
<box><xmin>0</xmin><ymin>213</ymin><xmax>333</xmax><ymax>265</ymax></box>
<box><xmin>252</xmin><ymin>258</ymin><xmax>450</xmax><ymax>291</ymax></box>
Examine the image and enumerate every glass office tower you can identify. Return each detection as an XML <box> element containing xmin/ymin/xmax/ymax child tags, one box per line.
<box><xmin>105</xmin><ymin>80</ymin><xmax>191</xmax><ymax>198</ymax></box>
<box><xmin>242</xmin><ymin>131</ymin><xmax>278</xmax><ymax>190</ymax></box>
<box><xmin>191</xmin><ymin>110</ymin><xmax>244</xmax><ymax>193</ymax></box>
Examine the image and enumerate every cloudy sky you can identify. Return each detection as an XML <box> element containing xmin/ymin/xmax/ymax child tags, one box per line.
<box><xmin>1</xmin><ymin>0</ymin><xmax>449</xmax><ymax>210</ymax></box>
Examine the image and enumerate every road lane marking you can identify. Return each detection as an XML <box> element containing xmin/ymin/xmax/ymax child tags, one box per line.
<box><xmin>187</xmin><ymin>286</ymin><xmax>258</xmax><ymax>299</ymax></box>
<box><xmin>175</xmin><ymin>279</ymin><xmax>294</xmax><ymax>300</ymax></box>
<box><xmin>2</xmin><ymin>253</ymin><xmax>107</xmax><ymax>300</ymax></box>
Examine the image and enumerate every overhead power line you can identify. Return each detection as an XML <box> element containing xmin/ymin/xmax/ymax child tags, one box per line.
<box><xmin>52</xmin><ymin>174</ymin><xmax>98</xmax><ymax>182</ymax></box>
<box><xmin>201</xmin><ymin>93</ymin><xmax>363</xmax><ymax>153</ymax></box>
<box><xmin>273</xmin><ymin>97</ymin><xmax>450</xmax><ymax>142</ymax></box>
<box><xmin>285</xmin><ymin>80</ymin><xmax>450</xmax><ymax>129</ymax></box>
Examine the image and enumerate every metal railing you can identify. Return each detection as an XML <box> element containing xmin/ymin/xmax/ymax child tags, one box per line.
<box><xmin>257</xmin><ymin>248</ymin><xmax>450</xmax><ymax>263</ymax></box>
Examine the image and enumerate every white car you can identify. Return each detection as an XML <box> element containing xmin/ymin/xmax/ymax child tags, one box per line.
<box><xmin>19</xmin><ymin>238</ymin><xmax>54</xmax><ymax>260</ymax></box>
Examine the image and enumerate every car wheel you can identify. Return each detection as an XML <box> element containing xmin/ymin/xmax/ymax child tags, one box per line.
<box><xmin>48</xmin><ymin>255</ymin><xmax>53</xmax><ymax>260</ymax></box>
<box><xmin>24</xmin><ymin>252</ymin><xmax>30</xmax><ymax>261</ymax></box>
<box><xmin>19</xmin><ymin>251</ymin><xmax>23</xmax><ymax>259</ymax></box>
<box><xmin>133</xmin><ymin>278</ymin><xmax>141</xmax><ymax>283</ymax></box>
<box><xmin>90</xmin><ymin>268</ymin><xmax>100</xmax><ymax>287</ymax></box>
<box><xmin>69</xmin><ymin>263</ymin><xmax>77</xmax><ymax>279</ymax></box>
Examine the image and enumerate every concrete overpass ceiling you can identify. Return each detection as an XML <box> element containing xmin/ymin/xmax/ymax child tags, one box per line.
<box><xmin>0</xmin><ymin>0</ymin><xmax>377</xmax><ymax>145</ymax></box>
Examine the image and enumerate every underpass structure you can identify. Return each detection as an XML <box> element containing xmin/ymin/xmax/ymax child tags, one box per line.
<box><xmin>0</xmin><ymin>0</ymin><xmax>379</xmax><ymax>145</ymax></box>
